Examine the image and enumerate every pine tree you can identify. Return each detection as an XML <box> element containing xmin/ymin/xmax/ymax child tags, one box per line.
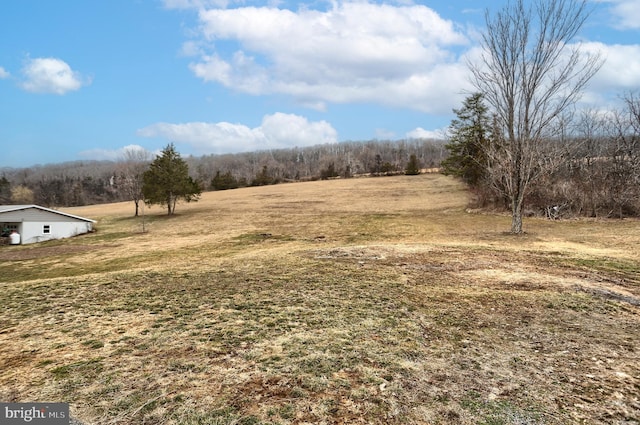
<box><xmin>211</xmin><ymin>171</ymin><xmax>240</xmax><ymax>190</ymax></box>
<box><xmin>320</xmin><ymin>163</ymin><xmax>339</xmax><ymax>180</ymax></box>
<box><xmin>251</xmin><ymin>165</ymin><xmax>276</xmax><ymax>186</ymax></box>
<box><xmin>441</xmin><ymin>92</ymin><xmax>490</xmax><ymax>187</ymax></box>
<box><xmin>405</xmin><ymin>154</ymin><xmax>421</xmax><ymax>175</ymax></box>
<box><xmin>142</xmin><ymin>144</ymin><xmax>201</xmax><ymax>215</ymax></box>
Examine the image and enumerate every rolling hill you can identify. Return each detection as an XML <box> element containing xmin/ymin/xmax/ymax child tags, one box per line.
<box><xmin>1</xmin><ymin>174</ymin><xmax>638</xmax><ymax>424</ymax></box>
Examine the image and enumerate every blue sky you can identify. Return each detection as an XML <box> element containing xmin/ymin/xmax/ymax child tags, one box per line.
<box><xmin>1</xmin><ymin>0</ymin><xmax>638</xmax><ymax>167</ymax></box>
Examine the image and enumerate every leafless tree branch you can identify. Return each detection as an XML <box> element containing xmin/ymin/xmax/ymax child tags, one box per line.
<box><xmin>470</xmin><ymin>0</ymin><xmax>603</xmax><ymax>233</ymax></box>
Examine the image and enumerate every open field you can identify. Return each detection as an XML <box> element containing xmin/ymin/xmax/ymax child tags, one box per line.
<box><xmin>1</xmin><ymin>174</ymin><xmax>639</xmax><ymax>424</ymax></box>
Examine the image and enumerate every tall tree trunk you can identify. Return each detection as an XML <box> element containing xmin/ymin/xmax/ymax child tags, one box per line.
<box><xmin>511</xmin><ymin>197</ymin><xmax>524</xmax><ymax>234</ymax></box>
<box><xmin>470</xmin><ymin>0</ymin><xmax>602</xmax><ymax>234</ymax></box>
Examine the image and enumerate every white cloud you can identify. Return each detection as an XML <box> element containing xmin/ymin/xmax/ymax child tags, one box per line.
<box><xmin>607</xmin><ymin>0</ymin><xmax>640</xmax><ymax>30</ymax></box>
<box><xmin>464</xmin><ymin>37</ymin><xmax>640</xmax><ymax>111</ymax></box>
<box><xmin>186</xmin><ymin>2</ymin><xmax>471</xmax><ymax>113</ymax></box>
<box><xmin>180</xmin><ymin>40</ymin><xmax>204</xmax><ymax>57</ymax></box>
<box><xmin>580</xmin><ymin>42</ymin><xmax>640</xmax><ymax>98</ymax></box>
<box><xmin>0</xmin><ymin>66</ymin><xmax>9</xmax><ymax>79</ymax></box>
<box><xmin>21</xmin><ymin>57</ymin><xmax>90</xmax><ymax>95</ymax></box>
<box><xmin>406</xmin><ymin>127</ymin><xmax>446</xmax><ymax>140</ymax></box>
<box><xmin>260</xmin><ymin>112</ymin><xmax>337</xmax><ymax>147</ymax></box>
<box><xmin>136</xmin><ymin>112</ymin><xmax>337</xmax><ymax>154</ymax></box>
<box><xmin>78</xmin><ymin>144</ymin><xmax>154</xmax><ymax>161</ymax></box>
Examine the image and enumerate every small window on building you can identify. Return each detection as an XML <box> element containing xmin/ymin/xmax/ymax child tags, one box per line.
<box><xmin>43</xmin><ymin>225</ymin><xmax>51</xmax><ymax>234</ymax></box>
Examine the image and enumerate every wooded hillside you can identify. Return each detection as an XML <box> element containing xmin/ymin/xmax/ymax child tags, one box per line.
<box><xmin>0</xmin><ymin>139</ymin><xmax>445</xmax><ymax>208</ymax></box>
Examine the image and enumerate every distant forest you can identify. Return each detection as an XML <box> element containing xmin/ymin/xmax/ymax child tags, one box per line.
<box><xmin>0</xmin><ymin>138</ymin><xmax>445</xmax><ymax>209</ymax></box>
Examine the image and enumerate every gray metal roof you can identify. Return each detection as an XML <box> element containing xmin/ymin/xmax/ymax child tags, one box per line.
<box><xmin>0</xmin><ymin>204</ymin><xmax>96</xmax><ymax>222</ymax></box>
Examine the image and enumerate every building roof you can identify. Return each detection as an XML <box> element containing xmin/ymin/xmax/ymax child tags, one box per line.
<box><xmin>0</xmin><ymin>204</ymin><xmax>96</xmax><ymax>223</ymax></box>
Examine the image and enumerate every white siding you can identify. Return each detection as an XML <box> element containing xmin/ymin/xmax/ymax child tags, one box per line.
<box><xmin>0</xmin><ymin>205</ymin><xmax>94</xmax><ymax>244</ymax></box>
<box><xmin>21</xmin><ymin>221</ymin><xmax>93</xmax><ymax>244</ymax></box>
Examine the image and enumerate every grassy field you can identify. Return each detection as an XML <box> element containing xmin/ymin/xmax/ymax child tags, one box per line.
<box><xmin>1</xmin><ymin>174</ymin><xmax>638</xmax><ymax>424</ymax></box>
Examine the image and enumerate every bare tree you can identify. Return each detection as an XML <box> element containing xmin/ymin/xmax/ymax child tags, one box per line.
<box><xmin>573</xmin><ymin>109</ymin><xmax>609</xmax><ymax>216</ymax></box>
<box><xmin>117</xmin><ymin>146</ymin><xmax>152</xmax><ymax>216</ymax></box>
<box><xmin>470</xmin><ymin>0</ymin><xmax>602</xmax><ymax>233</ymax></box>
<box><xmin>606</xmin><ymin>92</ymin><xmax>640</xmax><ymax>217</ymax></box>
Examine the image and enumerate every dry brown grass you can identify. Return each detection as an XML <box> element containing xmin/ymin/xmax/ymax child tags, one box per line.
<box><xmin>0</xmin><ymin>174</ymin><xmax>638</xmax><ymax>424</ymax></box>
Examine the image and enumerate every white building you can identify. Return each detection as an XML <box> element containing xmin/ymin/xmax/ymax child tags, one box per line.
<box><xmin>0</xmin><ymin>205</ymin><xmax>95</xmax><ymax>245</ymax></box>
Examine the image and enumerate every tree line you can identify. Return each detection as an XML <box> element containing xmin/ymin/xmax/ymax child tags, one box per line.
<box><xmin>443</xmin><ymin>91</ymin><xmax>640</xmax><ymax>221</ymax></box>
<box><xmin>0</xmin><ymin>138</ymin><xmax>445</xmax><ymax>213</ymax></box>
<box><xmin>441</xmin><ymin>0</ymin><xmax>640</xmax><ymax>233</ymax></box>
<box><xmin>4</xmin><ymin>0</ymin><xmax>636</xmax><ymax>230</ymax></box>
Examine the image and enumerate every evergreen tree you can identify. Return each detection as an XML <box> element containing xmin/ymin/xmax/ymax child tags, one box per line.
<box><xmin>405</xmin><ymin>154</ymin><xmax>421</xmax><ymax>175</ymax></box>
<box><xmin>320</xmin><ymin>163</ymin><xmax>339</xmax><ymax>180</ymax></box>
<box><xmin>441</xmin><ymin>92</ymin><xmax>490</xmax><ymax>187</ymax></box>
<box><xmin>142</xmin><ymin>144</ymin><xmax>201</xmax><ymax>215</ymax></box>
<box><xmin>371</xmin><ymin>154</ymin><xmax>383</xmax><ymax>175</ymax></box>
<box><xmin>211</xmin><ymin>171</ymin><xmax>240</xmax><ymax>190</ymax></box>
<box><xmin>251</xmin><ymin>165</ymin><xmax>276</xmax><ymax>186</ymax></box>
